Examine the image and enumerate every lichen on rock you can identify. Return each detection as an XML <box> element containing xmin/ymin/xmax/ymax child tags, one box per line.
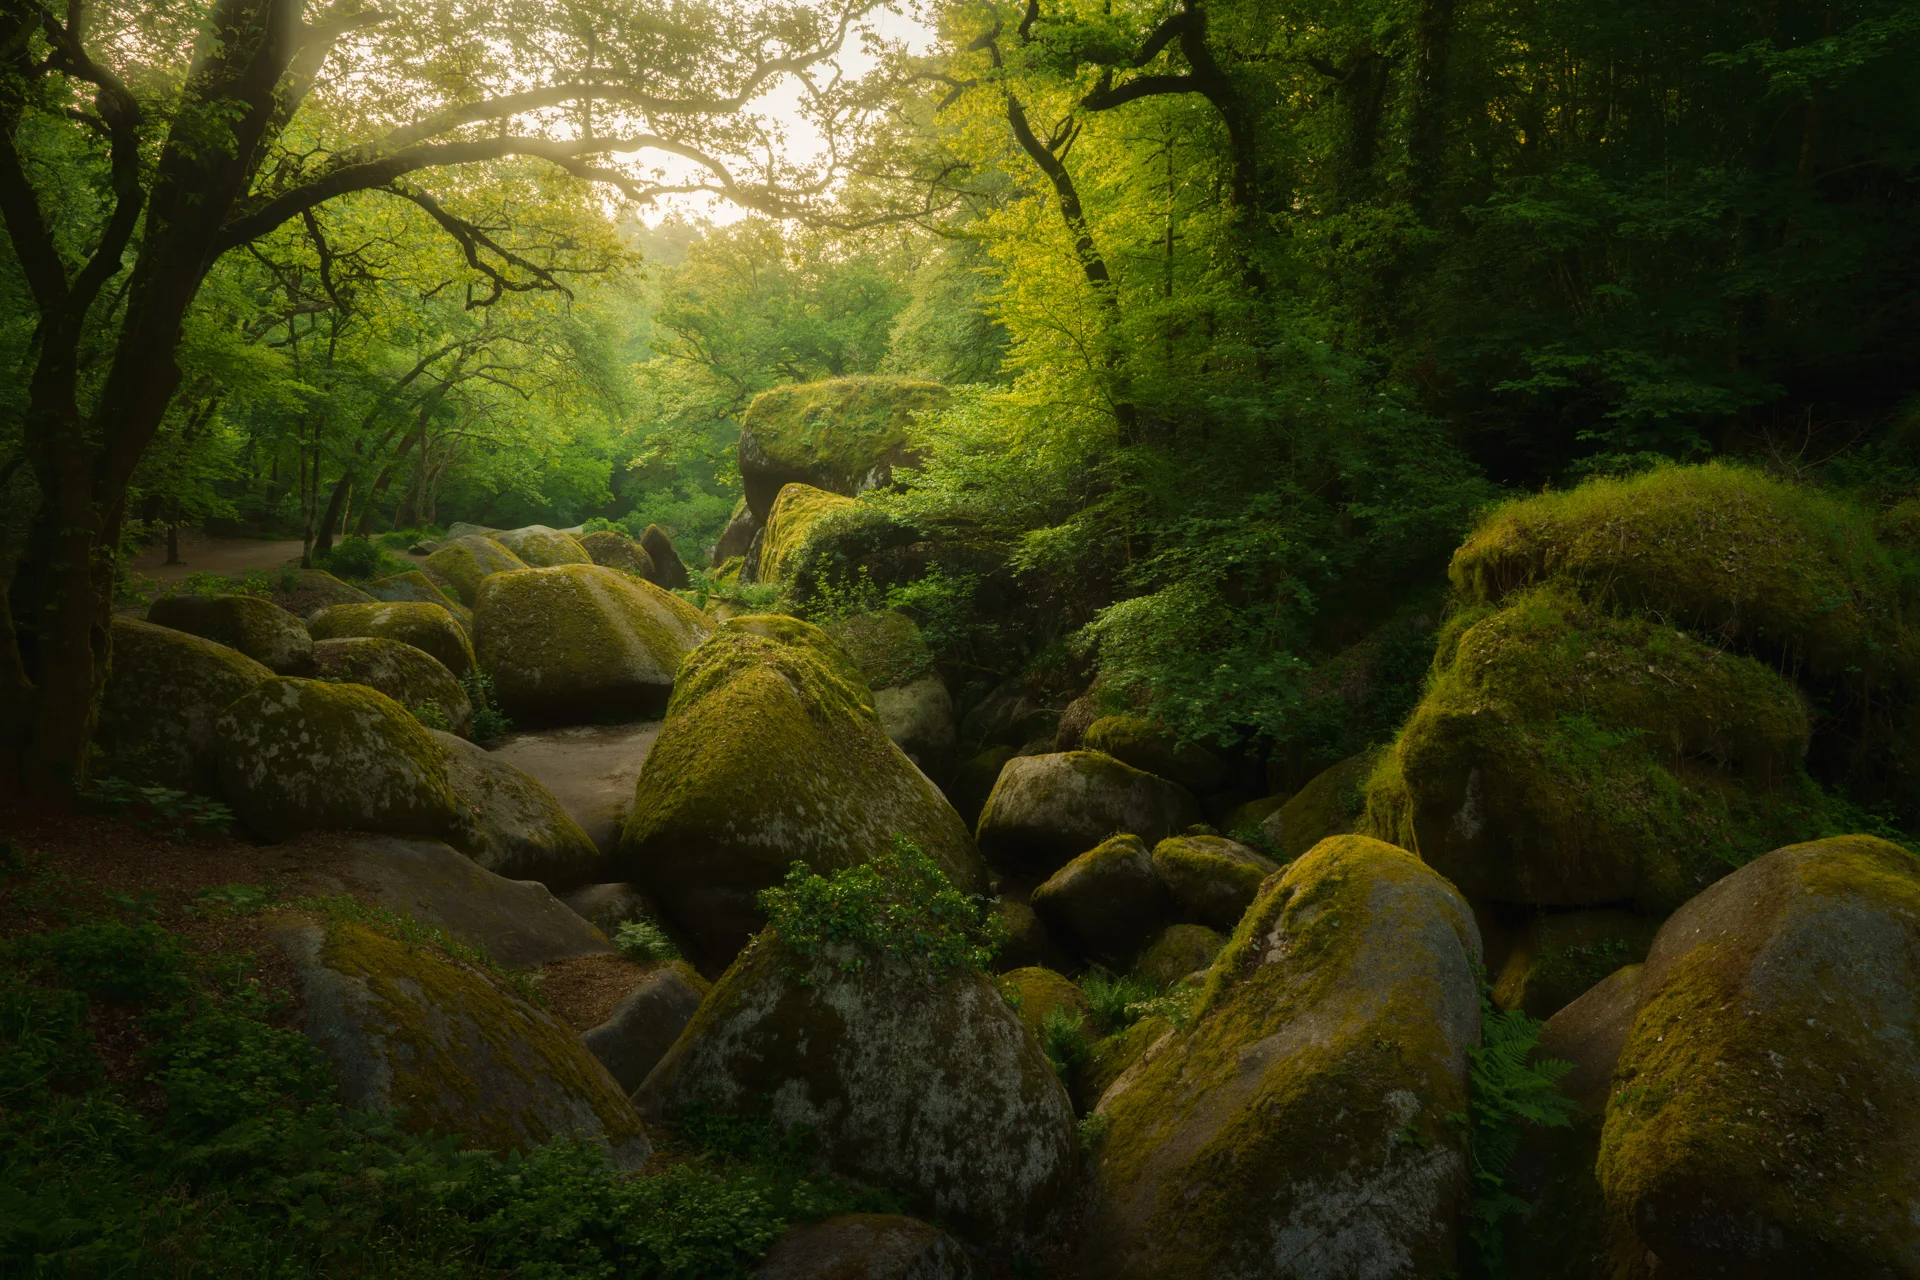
<box><xmin>312</xmin><ymin>636</ymin><xmax>472</xmax><ymax>737</ymax></box>
<box><xmin>424</xmin><ymin>535</ymin><xmax>531</xmax><ymax>607</ymax></box>
<box><xmin>99</xmin><ymin>616</ymin><xmax>274</xmax><ymax>793</ymax></box>
<box><xmin>309</xmin><ymin>600</ymin><xmax>476</xmax><ymax>678</ymax></box>
<box><xmin>737</xmin><ymin>376</ymin><xmax>950</xmax><ymax>521</ymax></box>
<box><xmin>491</xmin><ymin>524</ymin><xmax>590</xmax><ymax>568</ymax></box>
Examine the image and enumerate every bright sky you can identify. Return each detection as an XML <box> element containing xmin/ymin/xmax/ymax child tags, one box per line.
<box><xmin>631</xmin><ymin>2</ymin><xmax>938</xmax><ymax>225</ymax></box>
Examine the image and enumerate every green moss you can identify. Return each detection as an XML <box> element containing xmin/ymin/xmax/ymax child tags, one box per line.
<box><xmin>1081</xmin><ymin>715</ymin><xmax>1225</xmax><ymax>793</ymax></box>
<box><xmin>493</xmin><ymin>525</ymin><xmax>591</xmax><ymax>568</ymax></box>
<box><xmin>1131</xmin><ymin>923</ymin><xmax>1224</xmax><ymax>988</ymax></box>
<box><xmin>1148</xmin><ymin>836</ymin><xmax>1276</xmax><ymax>931</ymax></box>
<box><xmin>759</xmin><ymin>484</ymin><xmax>859</xmax><ymax>585</ymax></box>
<box><xmin>99</xmin><ymin>616</ymin><xmax>273</xmax><ymax>792</ymax></box>
<box><xmin>311</xmin><ymin>636</ymin><xmax>473</xmax><ymax>738</ymax></box>
<box><xmin>1079</xmin><ymin>1015</ymin><xmax>1173</xmax><ymax>1111</ymax></box>
<box><xmin>365</xmin><ymin>569</ymin><xmax>475</xmax><ymax>629</ymax></box>
<box><xmin>1258</xmin><ymin>749</ymin><xmax>1377</xmax><ymax>860</ymax></box>
<box><xmin>997</xmin><ymin>966</ymin><xmax>1089</xmax><ymax>1041</ymax></box>
<box><xmin>578</xmin><ymin>529</ymin><xmax>656</xmax><ymax>579</ymax></box>
<box><xmin>308</xmin><ymin>601</ymin><xmax>476</xmax><ymax>678</ymax></box>
<box><xmin>424</xmin><ymin>536</ymin><xmax>531</xmax><ymax>606</ymax></box>
<box><xmin>822</xmin><ymin>611</ymin><xmax>932</xmax><ymax>690</ymax></box>
<box><xmin>738</xmin><ymin>377</ymin><xmax>950</xmax><ymax>517</ymax></box>
<box><xmin>146</xmin><ymin>594</ymin><xmax>310</xmax><ymax>672</ymax></box>
<box><xmin>1362</xmin><ymin>584</ymin><xmax>1820</xmax><ymax>910</ymax></box>
<box><xmin>716</xmin><ymin>614</ymin><xmax>873</xmax><ymax>709</ymax></box>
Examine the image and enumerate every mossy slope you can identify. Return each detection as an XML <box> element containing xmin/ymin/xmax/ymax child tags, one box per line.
<box><xmin>759</xmin><ymin>483</ymin><xmax>859</xmax><ymax>585</ymax></box>
<box><xmin>737</xmin><ymin>376</ymin><xmax>950</xmax><ymax>521</ymax></box>
<box><xmin>1080</xmin><ymin>834</ymin><xmax>1482</xmax><ymax>1280</ymax></box>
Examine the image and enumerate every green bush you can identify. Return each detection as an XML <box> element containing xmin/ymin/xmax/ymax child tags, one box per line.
<box><xmin>321</xmin><ymin>536</ymin><xmax>406</xmax><ymax>583</ymax></box>
<box><xmin>613</xmin><ymin>919</ymin><xmax>681</xmax><ymax>964</ymax></box>
<box><xmin>461</xmin><ymin>670</ymin><xmax>514</xmax><ymax>745</ymax></box>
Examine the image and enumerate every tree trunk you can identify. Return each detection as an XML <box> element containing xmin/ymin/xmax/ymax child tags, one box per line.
<box><xmin>315</xmin><ymin>471</ymin><xmax>353</xmax><ymax>555</ymax></box>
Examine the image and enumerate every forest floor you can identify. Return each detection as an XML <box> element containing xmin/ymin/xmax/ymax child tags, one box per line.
<box><xmin>128</xmin><ymin>531</ymin><xmax>306</xmax><ymax>579</ymax></box>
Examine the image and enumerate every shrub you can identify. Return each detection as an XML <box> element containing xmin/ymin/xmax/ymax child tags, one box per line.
<box><xmin>613</xmin><ymin>918</ymin><xmax>681</xmax><ymax>964</ymax></box>
<box><xmin>1078</xmin><ymin>971</ymin><xmax>1160</xmax><ymax>1035</ymax></box>
<box><xmin>461</xmin><ymin>669</ymin><xmax>514</xmax><ymax>745</ymax></box>
<box><xmin>320</xmin><ymin>536</ymin><xmax>405</xmax><ymax>583</ymax></box>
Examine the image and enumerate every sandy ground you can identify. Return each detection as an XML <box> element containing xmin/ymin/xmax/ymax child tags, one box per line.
<box><xmin>488</xmin><ymin>721</ymin><xmax>665</xmax><ymax>856</ymax></box>
<box><xmin>128</xmin><ymin>531</ymin><xmax>307</xmax><ymax>580</ymax></box>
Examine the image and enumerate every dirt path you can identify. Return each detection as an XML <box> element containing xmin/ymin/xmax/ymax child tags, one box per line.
<box><xmin>129</xmin><ymin>532</ymin><xmax>306</xmax><ymax>580</ymax></box>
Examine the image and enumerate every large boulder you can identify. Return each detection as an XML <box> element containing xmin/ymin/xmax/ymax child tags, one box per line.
<box><xmin>272</xmin><ymin>915</ymin><xmax>647</xmax><ymax>1166</ymax></box>
<box><xmin>581</xmin><ymin>961</ymin><xmax>708</xmax><ymax>1093</ymax></box>
<box><xmin>825</xmin><ymin>610</ymin><xmax>933</xmax><ymax>688</ymax></box>
<box><xmin>98</xmin><ymin>617</ymin><xmax>273</xmax><ymax>792</ymax></box>
<box><xmin>1598</xmin><ymin>835</ymin><xmax>1920</xmax><ymax>1274</ymax></box>
<box><xmin>492</xmin><ymin>523</ymin><xmax>590</xmax><ymax>567</ymax></box>
<box><xmin>1227</xmin><ymin>750</ymin><xmax>1372</xmax><ymax>859</ymax></box>
<box><xmin>473</xmin><ymin>564</ymin><xmax>709</xmax><ymax>725</ymax></box>
<box><xmin>637</xmin><ymin>932</ymin><xmax>1076</xmax><ymax>1248</ymax></box>
<box><xmin>1132</xmin><ymin>923</ymin><xmax>1224</xmax><ymax>987</ymax></box>
<box><xmin>759</xmin><ymin>483</ymin><xmax>857</xmax><ymax>585</ymax></box>
<box><xmin>312</xmin><ymin>636</ymin><xmax>472</xmax><ymax>737</ymax></box>
<box><xmin>1363</xmin><ymin>586</ymin><xmax>1815</xmax><ymax>911</ymax></box>
<box><xmin>719</xmin><ymin>613</ymin><xmax>872</xmax><ymax>702</ymax></box>
<box><xmin>997</xmin><ymin>965</ymin><xmax>1089</xmax><ymax>1043</ymax></box>
<box><xmin>975</xmin><ymin>751</ymin><xmax>1201</xmax><ymax>877</ymax></box>
<box><xmin>362</xmin><ymin>570</ymin><xmax>473</xmax><ymax>632</ymax></box>
<box><xmin>308</xmin><ymin>600</ymin><xmax>475</xmax><ymax>678</ymax></box>
<box><xmin>443</xmin><ymin>521</ymin><xmax>501</xmax><ymax>541</ymax></box>
<box><xmin>1031</xmin><ymin>835</ymin><xmax>1177</xmax><ymax>970</ymax></box>
<box><xmin>1081</xmin><ymin>715</ymin><xmax>1225</xmax><ymax>794</ymax></box>
<box><xmin>949</xmin><ymin>746</ymin><xmax>1014</xmax><ymax>831</ymax></box>
<box><xmin>147</xmin><ymin>593</ymin><xmax>313</xmax><ymax>674</ymax></box>
<box><xmin>1150</xmin><ymin>834</ymin><xmax>1279</xmax><ymax>931</ymax></box>
<box><xmin>1081</xmin><ymin>835</ymin><xmax>1483</xmax><ymax>1279</ymax></box>
<box><xmin>737</xmin><ymin>376</ymin><xmax>950</xmax><ymax>522</ymax></box>
<box><xmin>873</xmin><ymin>678</ymin><xmax>957</xmax><ymax>784</ymax></box>
<box><xmin>268</xmin><ymin>568</ymin><xmax>374</xmax><ymax>615</ymax></box>
<box><xmin>638</xmin><ymin>523</ymin><xmax>690</xmax><ymax>590</ymax></box>
<box><xmin>578</xmin><ymin>529</ymin><xmax>655</xmax><ymax>580</ymax></box>
<box><xmin>619</xmin><ymin>626</ymin><xmax>987</xmax><ymax>970</ymax></box>
<box><xmin>430</xmin><ymin>731</ymin><xmax>604</xmax><ymax>888</ymax></box>
<box><xmin>712</xmin><ymin>498</ymin><xmax>759</xmax><ymax>568</ymax></box>
<box><xmin>488</xmin><ymin>721</ymin><xmax>665</xmax><ymax>857</ymax></box>
<box><xmin>213</xmin><ymin>678</ymin><xmax>464</xmax><ymax>844</ymax></box>
<box><xmin>423</xmin><ymin>534</ymin><xmax>529</xmax><ymax>606</ymax></box>
<box><xmin>754</xmin><ymin>1215</ymin><xmax>974</xmax><ymax>1280</ymax></box>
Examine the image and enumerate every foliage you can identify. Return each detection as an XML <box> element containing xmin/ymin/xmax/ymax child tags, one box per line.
<box><xmin>1040</xmin><ymin>1004</ymin><xmax>1092</xmax><ymax>1083</ymax></box>
<box><xmin>321</xmin><ymin>538</ymin><xmax>408</xmax><ymax>583</ymax></box>
<box><xmin>612</xmin><ymin>919</ymin><xmax>682</xmax><ymax>965</ymax></box>
<box><xmin>1078</xmin><ymin>972</ymin><xmax>1163</xmax><ymax>1035</ymax></box>
<box><xmin>756</xmin><ymin>837</ymin><xmax>1005</xmax><ymax>982</ymax></box>
<box><xmin>75</xmin><ymin>776</ymin><xmax>236</xmax><ymax>840</ymax></box>
<box><xmin>460</xmin><ymin>671</ymin><xmax>514</xmax><ymax>747</ymax></box>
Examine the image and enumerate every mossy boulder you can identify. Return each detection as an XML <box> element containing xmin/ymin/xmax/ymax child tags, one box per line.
<box><xmin>950</xmin><ymin>745</ymin><xmax>1015</xmax><ymax>830</ymax></box>
<box><xmin>270</xmin><ymin>568</ymin><xmax>375</xmax><ymax>614</ymax></box>
<box><xmin>431</xmin><ymin>731</ymin><xmax>604</xmax><ymax>888</ymax></box>
<box><xmin>581</xmin><ymin>961</ymin><xmax>708</xmax><ymax>1093</ymax></box>
<box><xmin>1363</xmin><ymin>586</ymin><xmax>1816</xmax><ymax>911</ymax></box>
<box><xmin>754</xmin><ymin>1214</ymin><xmax>974</xmax><ymax>1280</ymax></box>
<box><xmin>988</xmin><ymin>890</ymin><xmax>1075</xmax><ymax>974</ymax></box>
<box><xmin>1081</xmin><ymin>715</ymin><xmax>1226</xmax><ymax>793</ymax></box>
<box><xmin>718</xmin><ymin>613</ymin><xmax>872</xmax><ymax>706</ymax></box>
<box><xmin>637</xmin><ymin>932</ymin><xmax>1076</xmax><ymax>1249</ymax></box>
<box><xmin>1031</xmin><ymin>835</ymin><xmax>1177</xmax><ymax>969</ymax></box>
<box><xmin>1054</xmin><ymin>693</ymin><xmax>1101</xmax><ymax>752</ymax></box>
<box><xmin>492</xmin><ymin>524</ymin><xmax>589</xmax><ymax>568</ymax></box>
<box><xmin>1081</xmin><ymin>835</ymin><xmax>1483</xmax><ymax>1279</ymax></box>
<box><xmin>1081</xmin><ymin>1015</ymin><xmax>1175</xmax><ymax>1113</ymax></box>
<box><xmin>444</xmin><ymin>521</ymin><xmax>501</xmax><ymax>541</ymax></box>
<box><xmin>1598</xmin><ymin>835</ymin><xmax>1920</xmax><ymax>1274</ymax></box>
<box><xmin>639</xmin><ymin>523</ymin><xmax>690</xmax><ymax>590</ymax></box>
<box><xmin>99</xmin><ymin>617</ymin><xmax>273</xmax><ymax>793</ymax></box>
<box><xmin>147</xmin><ymin>593</ymin><xmax>313</xmax><ymax>674</ymax></box>
<box><xmin>561</xmin><ymin>882</ymin><xmax>664</xmax><ymax>938</ymax></box>
<box><xmin>1228</xmin><ymin>750</ymin><xmax>1373</xmax><ymax>859</ymax></box>
<box><xmin>578</xmin><ymin>529</ymin><xmax>655</xmax><ymax>579</ymax></box>
<box><xmin>312</xmin><ymin>636</ymin><xmax>472</xmax><ymax>737</ymax></box>
<box><xmin>997</xmin><ymin>965</ymin><xmax>1089</xmax><ymax>1042</ymax></box>
<box><xmin>759</xmin><ymin>483</ymin><xmax>858</xmax><ymax>585</ymax></box>
<box><xmin>309</xmin><ymin>600</ymin><xmax>476</xmax><ymax>679</ymax></box>
<box><xmin>1150</xmin><ymin>835</ymin><xmax>1279</xmax><ymax>931</ymax></box>
<box><xmin>473</xmin><ymin>564</ymin><xmax>710</xmax><ymax>725</ymax></box>
<box><xmin>619</xmin><ymin>627</ymin><xmax>986</xmax><ymax>970</ymax></box>
<box><xmin>873</xmin><ymin>678</ymin><xmax>957</xmax><ymax>784</ymax></box>
<box><xmin>737</xmin><ymin>376</ymin><xmax>951</xmax><ymax>522</ymax></box>
<box><xmin>273</xmin><ymin>916</ymin><xmax>647</xmax><ymax>1166</ymax></box>
<box><xmin>363</xmin><ymin>570</ymin><xmax>474</xmax><ymax>633</ymax></box>
<box><xmin>424</xmin><ymin>535</ymin><xmax>530</xmax><ymax>606</ymax></box>
<box><xmin>214</xmin><ymin>678</ymin><xmax>464</xmax><ymax>843</ymax></box>
<box><xmin>976</xmin><ymin>751</ymin><xmax>1202</xmax><ymax>877</ymax></box>
<box><xmin>824</xmin><ymin>610</ymin><xmax>934</xmax><ymax>689</ymax></box>
<box><xmin>1132</xmin><ymin>923</ymin><xmax>1225</xmax><ymax>988</ymax></box>
<box><xmin>1492</xmin><ymin>908</ymin><xmax>1661</xmax><ymax>1020</ymax></box>
<box><xmin>712</xmin><ymin>498</ymin><xmax>760</xmax><ymax>567</ymax></box>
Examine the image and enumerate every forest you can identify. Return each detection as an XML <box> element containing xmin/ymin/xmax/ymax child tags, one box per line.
<box><xmin>3</xmin><ymin>0</ymin><xmax>1920</xmax><ymax>1272</ymax></box>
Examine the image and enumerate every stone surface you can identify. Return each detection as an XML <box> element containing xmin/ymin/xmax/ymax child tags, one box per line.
<box><xmin>637</xmin><ymin>935</ymin><xmax>1076</xmax><ymax>1249</ymax></box>
<box><xmin>578</xmin><ymin>529</ymin><xmax>655</xmax><ymax>580</ymax></box>
<box><xmin>98</xmin><ymin>617</ymin><xmax>273</xmax><ymax>794</ymax></box>
<box><xmin>712</xmin><ymin>498</ymin><xmax>760</xmax><ymax>567</ymax></box>
<box><xmin>1031</xmin><ymin>835</ymin><xmax>1178</xmax><ymax>969</ymax></box>
<box><xmin>561</xmin><ymin>882</ymin><xmax>665</xmax><ymax>937</ymax></box>
<box><xmin>488</xmin><ymin>722</ymin><xmax>664</xmax><ymax>856</ymax></box>
<box><xmin>1598</xmin><ymin>835</ymin><xmax>1920</xmax><ymax>1276</ymax></box>
<box><xmin>271</xmin><ymin>916</ymin><xmax>646</xmax><ymax>1165</ymax></box>
<box><xmin>473</xmin><ymin>564</ymin><xmax>708</xmax><ymax>725</ymax></box>
<box><xmin>1228</xmin><ymin>751</ymin><xmax>1373</xmax><ymax>859</ymax></box>
<box><xmin>620</xmin><ymin>625</ymin><xmax>986</xmax><ymax>970</ymax></box>
<box><xmin>307</xmin><ymin>600</ymin><xmax>476</xmax><ymax>678</ymax></box>
<box><xmin>1081</xmin><ymin>835</ymin><xmax>1483</xmax><ymax>1279</ymax></box>
<box><xmin>147</xmin><ymin>593</ymin><xmax>313</xmax><ymax>674</ymax></box>
<box><xmin>639</xmin><ymin>523</ymin><xmax>690</xmax><ymax>590</ymax></box>
<box><xmin>975</xmin><ymin>751</ymin><xmax>1201</xmax><ymax>877</ymax></box>
<box><xmin>423</xmin><ymin>535</ymin><xmax>530</xmax><ymax>607</ymax></box>
<box><xmin>1081</xmin><ymin>715</ymin><xmax>1225</xmax><ymax>793</ymax></box>
<box><xmin>1053</xmin><ymin>693</ymin><xmax>1101</xmax><ymax>752</ymax></box>
<box><xmin>1132</xmin><ymin>923</ymin><xmax>1225</xmax><ymax>988</ymax></box>
<box><xmin>1150</xmin><ymin>834</ymin><xmax>1279</xmax><ymax>931</ymax></box>
<box><xmin>1492</xmin><ymin>909</ymin><xmax>1661</xmax><ymax>1020</ymax></box>
<box><xmin>431</xmin><ymin>731</ymin><xmax>604</xmax><ymax>888</ymax></box>
<box><xmin>949</xmin><ymin>746</ymin><xmax>1014</xmax><ymax>831</ymax></box>
<box><xmin>362</xmin><ymin>570</ymin><xmax>473</xmax><ymax>633</ymax></box>
<box><xmin>737</xmin><ymin>376</ymin><xmax>950</xmax><ymax>522</ymax></box>
<box><xmin>492</xmin><ymin>524</ymin><xmax>590</xmax><ymax>567</ymax></box>
<box><xmin>759</xmin><ymin>483</ymin><xmax>857</xmax><ymax>585</ymax></box>
<box><xmin>312</xmin><ymin>636</ymin><xmax>472</xmax><ymax>737</ymax></box>
<box><xmin>582</xmin><ymin>960</ymin><xmax>709</xmax><ymax>1093</ymax></box>
<box><xmin>873</xmin><ymin>677</ymin><xmax>957</xmax><ymax>784</ymax></box>
<box><xmin>997</xmin><ymin>966</ymin><xmax>1088</xmax><ymax>1043</ymax></box>
<box><xmin>753</xmin><ymin>1214</ymin><xmax>974</xmax><ymax>1280</ymax></box>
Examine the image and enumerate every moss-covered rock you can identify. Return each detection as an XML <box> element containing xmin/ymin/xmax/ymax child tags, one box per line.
<box><xmin>637</xmin><ymin>931</ymin><xmax>1075</xmax><ymax>1249</ymax></box>
<box><xmin>823</xmin><ymin>610</ymin><xmax>933</xmax><ymax>689</ymax></box>
<box><xmin>718</xmin><ymin>614</ymin><xmax>872</xmax><ymax>707</ymax></box>
<box><xmin>873</xmin><ymin>678</ymin><xmax>957</xmax><ymax>784</ymax></box>
<box><xmin>270</xmin><ymin>568</ymin><xmax>375</xmax><ymax>614</ymax></box>
<box><xmin>753</xmin><ymin>1214</ymin><xmax>974</xmax><ymax>1280</ymax></box>
<box><xmin>639</xmin><ymin>524</ymin><xmax>690</xmax><ymax>590</ymax></box>
<box><xmin>1081</xmin><ymin>835</ymin><xmax>1483</xmax><ymax>1279</ymax></box>
<box><xmin>712</xmin><ymin>498</ymin><xmax>760</xmax><ymax>568</ymax></box>
<box><xmin>1228</xmin><ymin>751</ymin><xmax>1374</xmax><ymax>859</ymax></box>
<box><xmin>147</xmin><ymin>593</ymin><xmax>313</xmax><ymax>674</ymax></box>
<box><xmin>1598</xmin><ymin>835</ymin><xmax>1920</xmax><ymax>1274</ymax></box>
<box><xmin>950</xmin><ymin>745</ymin><xmax>1015</xmax><ymax>831</ymax></box>
<box><xmin>444</xmin><ymin>521</ymin><xmax>501</xmax><ymax>541</ymax></box>
<box><xmin>1363</xmin><ymin>586</ymin><xmax>1816</xmax><ymax>910</ymax></box>
<box><xmin>1054</xmin><ymin>693</ymin><xmax>1102</xmax><ymax>752</ymax></box>
<box><xmin>976</xmin><ymin>751</ymin><xmax>1202</xmax><ymax>877</ymax></box>
<box><xmin>308</xmin><ymin>600</ymin><xmax>476</xmax><ymax>679</ymax></box>
<box><xmin>1132</xmin><ymin>922</ymin><xmax>1225</xmax><ymax>988</ymax></box>
<box><xmin>1031</xmin><ymin>835</ymin><xmax>1177</xmax><ymax>969</ymax></box>
<box><xmin>99</xmin><ymin>617</ymin><xmax>273</xmax><ymax>793</ymax></box>
<box><xmin>581</xmin><ymin>961</ymin><xmax>707</xmax><ymax>1093</ymax></box>
<box><xmin>1082</xmin><ymin>715</ymin><xmax>1226</xmax><ymax>793</ymax></box>
<box><xmin>737</xmin><ymin>376</ymin><xmax>951</xmax><ymax>522</ymax></box>
<box><xmin>988</xmin><ymin>889</ymin><xmax>1075</xmax><ymax>974</ymax></box>
<box><xmin>272</xmin><ymin>916</ymin><xmax>647</xmax><ymax>1166</ymax></box>
<box><xmin>997</xmin><ymin>965</ymin><xmax>1089</xmax><ymax>1042</ymax></box>
<box><xmin>363</xmin><ymin>570</ymin><xmax>474</xmax><ymax>633</ymax></box>
<box><xmin>492</xmin><ymin>524</ymin><xmax>590</xmax><ymax>568</ymax></box>
<box><xmin>430</xmin><ymin>731</ymin><xmax>604</xmax><ymax>888</ymax></box>
<box><xmin>1492</xmin><ymin>909</ymin><xmax>1661</xmax><ymax>1020</ymax></box>
<box><xmin>424</xmin><ymin>535</ymin><xmax>530</xmax><ymax>607</ymax></box>
<box><xmin>473</xmin><ymin>564</ymin><xmax>709</xmax><ymax>725</ymax></box>
<box><xmin>578</xmin><ymin>529</ymin><xmax>655</xmax><ymax>580</ymax></box>
<box><xmin>758</xmin><ymin>483</ymin><xmax>858</xmax><ymax>585</ymax></box>
<box><xmin>619</xmin><ymin>626</ymin><xmax>986</xmax><ymax>970</ymax></box>
<box><xmin>1150</xmin><ymin>835</ymin><xmax>1279</xmax><ymax>931</ymax></box>
<box><xmin>214</xmin><ymin>678</ymin><xmax>464</xmax><ymax>843</ymax></box>
<box><xmin>1081</xmin><ymin>1015</ymin><xmax>1175</xmax><ymax>1113</ymax></box>
<box><xmin>312</xmin><ymin>636</ymin><xmax>472</xmax><ymax>737</ymax></box>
